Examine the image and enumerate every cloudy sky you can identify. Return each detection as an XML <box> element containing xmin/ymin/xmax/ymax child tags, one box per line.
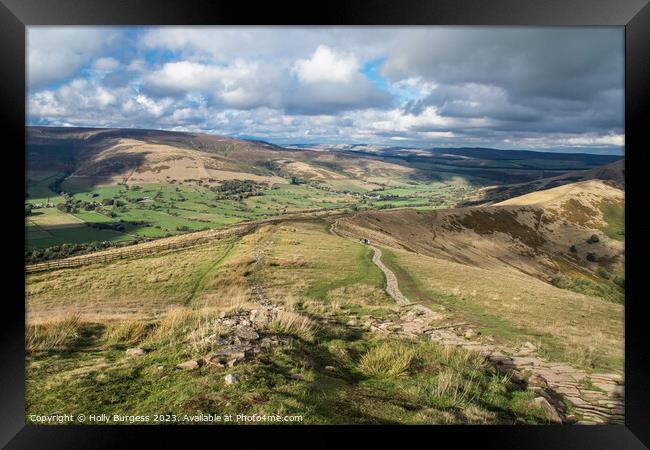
<box><xmin>27</xmin><ymin>27</ymin><xmax>624</xmax><ymax>153</ymax></box>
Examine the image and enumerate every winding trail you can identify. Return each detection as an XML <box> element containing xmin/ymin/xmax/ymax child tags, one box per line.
<box><xmin>329</xmin><ymin>218</ymin><xmax>624</xmax><ymax>425</ymax></box>
<box><xmin>370</xmin><ymin>245</ymin><xmax>410</xmax><ymax>306</ymax></box>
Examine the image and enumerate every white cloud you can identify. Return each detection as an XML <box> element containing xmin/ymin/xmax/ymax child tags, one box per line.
<box><xmin>561</xmin><ymin>134</ymin><xmax>625</xmax><ymax>146</ymax></box>
<box><xmin>143</xmin><ymin>56</ymin><xmax>387</xmax><ymax>114</ymax></box>
<box><xmin>147</xmin><ymin>61</ymin><xmax>222</xmax><ymax>92</ymax></box>
<box><xmin>27</xmin><ymin>27</ymin><xmax>624</xmax><ymax>151</ymax></box>
<box><xmin>29</xmin><ymin>91</ymin><xmax>64</xmax><ymax>116</ymax></box>
<box><xmin>145</xmin><ymin>60</ymin><xmax>285</xmax><ymax>110</ymax></box>
<box><xmin>92</xmin><ymin>57</ymin><xmax>120</xmax><ymax>71</ymax></box>
<box><xmin>127</xmin><ymin>59</ymin><xmax>146</xmax><ymax>72</ymax></box>
<box><xmin>27</xmin><ymin>27</ymin><xmax>119</xmax><ymax>87</ymax></box>
<box><xmin>140</xmin><ymin>28</ymin><xmax>392</xmax><ymax>63</ymax></box>
<box><xmin>123</xmin><ymin>94</ymin><xmax>173</xmax><ymax>117</ymax></box>
<box><xmin>292</xmin><ymin>45</ymin><xmax>359</xmax><ymax>84</ymax></box>
<box><xmin>29</xmin><ymin>78</ymin><xmax>118</xmax><ymax>118</ymax></box>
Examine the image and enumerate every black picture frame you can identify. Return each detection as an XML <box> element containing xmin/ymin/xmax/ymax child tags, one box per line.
<box><xmin>2</xmin><ymin>0</ymin><xmax>649</xmax><ymax>447</ymax></box>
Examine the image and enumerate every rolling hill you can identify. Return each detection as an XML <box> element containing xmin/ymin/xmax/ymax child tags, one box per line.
<box><xmin>329</xmin><ymin>179</ymin><xmax>624</xmax><ymax>373</ymax></box>
<box><xmin>28</xmin><ymin>127</ymin><xmax>622</xmax><ymax>190</ymax></box>
<box><xmin>459</xmin><ymin>159</ymin><xmax>624</xmax><ymax>206</ymax></box>
<box><xmin>337</xmin><ymin>179</ymin><xmax>624</xmax><ymax>293</ymax></box>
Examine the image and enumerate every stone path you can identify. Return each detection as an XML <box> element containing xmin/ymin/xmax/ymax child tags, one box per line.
<box><xmin>367</xmin><ymin>289</ymin><xmax>625</xmax><ymax>425</ymax></box>
<box><xmin>330</xmin><ymin>219</ymin><xmax>625</xmax><ymax>425</ymax></box>
<box><xmin>248</xmin><ymin>230</ymin><xmax>275</xmax><ymax>307</ymax></box>
<box><xmin>369</xmin><ymin>245</ymin><xmax>410</xmax><ymax>306</ymax></box>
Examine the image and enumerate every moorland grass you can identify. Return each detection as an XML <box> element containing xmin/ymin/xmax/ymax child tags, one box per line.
<box><xmin>357</xmin><ymin>341</ymin><xmax>416</xmax><ymax>379</ymax></box>
<box><xmin>104</xmin><ymin>320</ymin><xmax>154</xmax><ymax>348</ymax></box>
<box><xmin>26</xmin><ymin>306</ymin><xmax>552</xmax><ymax>425</ymax></box>
<box><xmin>26</xmin><ymin>237</ymin><xmax>240</xmax><ymax>320</ymax></box>
<box><xmin>599</xmin><ymin>201</ymin><xmax>625</xmax><ymax>241</ymax></box>
<box><xmin>266</xmin><ymin>310</ymin><xmax>318</xmax><ymax>342</ymax></box>
<box><xmin>24</xmin><ymin>218</ymin><xmax>616</xmax><ymax>424</ymax></box>
<box><xmin>26</xmin><ymin>314</ymin><xmax>83</xmax><ymax>352</ymax></box>
<box><xmin>380</xmin><ymin>247</ymin><xmax>624</xmax><ymax>373</ymax></box>
<box><xmin>551</xmin><ymin>275</ymin><xmax>624</xmax><ymax>304</ymax></box>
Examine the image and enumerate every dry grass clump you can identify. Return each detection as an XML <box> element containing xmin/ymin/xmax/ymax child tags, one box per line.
<box><xmin>462</xmin><ymin>404</ymin><xmax>497</xmax><ymax>424</ymax></box>
<box><xmin>104</xmin><ymin>320</ymin><xmax>152</xmax><ymax>347</ymax></box>
<box><xmin>358</xmin><ymin>341</ymin><xmax>417</xmax><ymax>379</ymax></box>
<box><xmin>400</xmin><ymin>342</ymin><xmax>500</xmax><ymax>409</ymax></box>
<box><xmin>26</xmin><ymin>314</ymin><xmax>83</xmax><ymax>352</ymax></box>
<box><xmin>224</xmin><ymin>292</ymin><xmax>252</xmax><ymax>313</ymax></box>
<box><xmin>266</xmin><ymin>310</ymin><xmax>318</xmax><ymax>341</ymax></box>
<box><xmin>149</xmin><ymin>306</ymin><xmax>236</xmax><ymax>355</ymax></box>
<box><xmin>432</xmin><ymin>369</ymin><xmax>473</xmax><ymax>405</ymax></box>
<box><xmin>153</xmin><ymin>307</ymin><xmax>220</xmax><ymax>343</ymax></box>
<box><xmin>438</xmin><ymin>344</ymin><xmax>487</xmax><ymax>372</ymax></box>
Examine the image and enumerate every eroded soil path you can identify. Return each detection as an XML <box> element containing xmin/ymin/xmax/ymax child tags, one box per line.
<box><xmin>330</xmin><ymin>219</ymin><xmax>624</xmax><ymax>425</ymax></box>
<box><xmin>369</xmin><ymin>245</ymin><xmax>410</xmax><ymax>306</ymax></box>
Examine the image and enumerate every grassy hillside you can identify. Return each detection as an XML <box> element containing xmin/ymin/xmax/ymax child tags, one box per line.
<box><xmin>26</xmin><ymin>220</ymin><xmax>560</xmax><ymax>424</ymax></box>
<box><xmin>329</xmin><ymin>180</ymin><xmax>625</xmax><ymax>373</ymax></box>
<box><xmin>380</xmin><ymin>247</ymin><xmax>623</xmax><ymax>372</ymax></box>
<box><xmin>26</xmin><ymin>311</ymin><xmax>551</xmax><ymax>424</ymax></box>
<box><xmin>24</xmin><ymin>128</ymin><xmax>624</xmax><ymax>425</ymax></box>
<box><xmin>339</xmin><ymin>180</ymin><xmax>625</xmax><ymax>303</ymax></box>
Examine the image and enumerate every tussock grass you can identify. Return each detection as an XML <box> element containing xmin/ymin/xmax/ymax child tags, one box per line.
<box><xmin>436</xmin><ymin>344</ymin><xmax>487</xmax><ymax>372</ymax></box>
<box><xmin>266</xmin><ymin>310</ymin><xmax>317</xmax><ymax>341</ymax></box>
<box><xmin>223</xmin><ymin>292</ymin><xmax>252</xmax><ymax>313</ymax></box>
<box><xmin>462</xmin><ymin>404</ymin><xmax>497</xmax><ymax>423</ymax></box>
<box><xmin>104</xmin><ymin>320</ymin><xmax>152</xmax><ymax>347</ymax></box>
<box><xmin>25</xmin><ymin>302</ymin><xmax>550</xmax><ymax>425</ymax></box>
<box><xmin>154</xmin><ymin>307</ymin><xmax>216</xmax><ymax>338</ymax></box>
<box><xmin>431</xmin><ymin>369</ymin><xmax>474</xmax><ymax>406</ymax></box>
<box><xmin>26</xmin><ymin>314</ymin><xmax>83</xmax><ymax>352</ymax></box>
<box><xmin>358</xmin><ymin>341</ymin><xmax>417</xmax><ymax>379</ymax></box>
<box><xmin>147</xmin><ymin>306</ymin><xmax>236</xmax><ymax>355</ymax></box>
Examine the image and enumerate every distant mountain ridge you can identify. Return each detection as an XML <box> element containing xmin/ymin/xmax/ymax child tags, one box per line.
<box><xmin>286</xmin><ymin>142</ymin><xmax>623</xmax><ymax>164</ymax></box>
<box><xmin>26</xmin><ymin>126</ymin><xmax>622</xmax><ymax>194</ymax></box>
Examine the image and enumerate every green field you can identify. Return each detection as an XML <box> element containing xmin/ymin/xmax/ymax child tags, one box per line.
<box><xmin>26</xmin><ymin>225</ymin><xmax>134</xmax><ymax>250</ymax></box>
<box><xmin>28</xmin><ymin>207</ymin><xmax>84</xmax><ymax>228</ymax></box>
<box><xmin>26</xmin><ymin>171</ymin><xmax>479</xmax><ymax>255</ymax></box>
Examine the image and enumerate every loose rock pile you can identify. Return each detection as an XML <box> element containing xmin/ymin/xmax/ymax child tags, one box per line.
<box><xmin>347</xmin><ymin>304</ymin><xmax>445</xmax><ymax>337</ymax></box>
<box><xmin>175</xmin><ymin>305</ymin><xmax>288</xmax><ymax>372</ymax></box>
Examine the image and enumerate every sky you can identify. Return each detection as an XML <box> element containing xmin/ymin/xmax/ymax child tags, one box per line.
<box><xmin>27</xmin><ymin>26</ymin><xmax>624</xmax><ymax>154</ymax></box>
